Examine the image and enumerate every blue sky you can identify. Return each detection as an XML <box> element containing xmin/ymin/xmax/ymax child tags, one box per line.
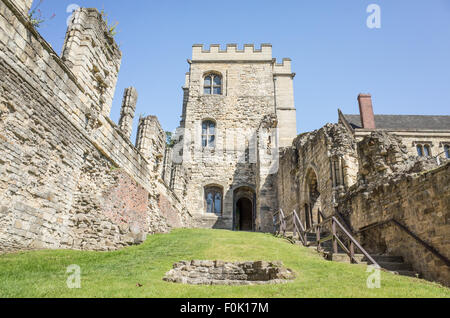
<box><xmin>33</xmin><ymin>0</ymin><xmax>450</xmax><ymax>141</ymax></box>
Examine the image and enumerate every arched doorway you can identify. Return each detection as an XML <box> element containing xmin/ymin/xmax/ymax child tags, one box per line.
<box><xmin>233</xmin><ymin>186</ymin><xmax>255</xmax><ymax>231</ymax></box>
<box><xmin>236</xmin><ymin>198</ymin><xmax>253</xmax><ymax>231</ymax></box>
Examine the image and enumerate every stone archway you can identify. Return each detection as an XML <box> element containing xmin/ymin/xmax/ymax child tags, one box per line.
<box><xmin>233</xmin><ymin>186</ymin><xmax>255</xmax><ymax>231</ymax></box>
<box><xmin>304</xmin><ymin>168</ymin><xmax>321</xmax><ymax>230</ymax></box>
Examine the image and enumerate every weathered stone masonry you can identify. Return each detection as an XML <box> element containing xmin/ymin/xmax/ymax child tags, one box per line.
<box><xmin>277</xmin><ymin>123</ymin><xmax>450</xmax><ymax>286</ymax></box>
<box><xmin>173</xmin><ymin>44</ymin><xmax>297</xmax><ymax>232</ymax></box>
<box><xmin>338</xmin><ymin>132</ymin><xmax>450</xmax><ymax>286</ymax></box>
<box><xmin>0</xmin><ymin>1</ymin><xmax>191</xmax><ymax>252</ymax></box>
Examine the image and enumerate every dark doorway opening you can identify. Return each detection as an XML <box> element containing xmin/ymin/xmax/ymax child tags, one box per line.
<box><xmin>304</xmin><ymin>204</ymin><xmax>312</xmax><ymax>230</ymax></box>
<box><xmin>237</xmin><ymin>198</ymin><xmax>253</xmax><ymax>231</ymax></box>
<box><xmin>233</xmin><ymin>186</ymin><xmax>255</xmax><ymax>231</ymax></box>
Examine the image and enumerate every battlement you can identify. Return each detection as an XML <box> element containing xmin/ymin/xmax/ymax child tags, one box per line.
<box><xmin>192</xmin><ymin>44</ymin><xmax>273</xmax><ymax>62</ymax></box>
<box><xmin>274</xmin><ymin>58</ymin><xmax>294</xmax><ymax>76</ymax></box>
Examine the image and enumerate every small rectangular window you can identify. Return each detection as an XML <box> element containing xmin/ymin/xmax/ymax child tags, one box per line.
<box><xmin>204</xmin><ymin>74</ymin><xmax>222</xmax><ymax>95</ymax></box>
<box><xmin>202</xmin><ymin>120</ymin><xmax>216</xmax><ymax>149</ymax></box>
<box><xmin>444</xmin><ymin>145</ymin><xmax>450</xmax><ymax>159</ymax></box>
<box><xmin>332</xmin><ymin>159</ymin><xmax>341</xmax><ymax>187</ymax></box>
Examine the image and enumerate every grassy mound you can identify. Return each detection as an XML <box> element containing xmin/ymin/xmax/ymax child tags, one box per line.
<box><xmin>0</xmin><ymin>229</ymin><xmax>448</xmax><ymax>298</ymax></box>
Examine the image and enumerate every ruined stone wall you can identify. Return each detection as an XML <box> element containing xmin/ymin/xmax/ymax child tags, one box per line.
<box><xmin>277</xmin><ymin>123</ymin><xmax>358</xmax><ymax>226</ymax></box>
<box><xmin>134</xmin><ymin>115</ymin><xmax>193</xmax><ymax>229</ymax></box>
<box><xmin>62</xmin><ymin>7</ymin><xmax>121</xmax><ymax>117</ymax></box>
<box><xmin>0</xmin><ymin>1</ymin><xmax>191</xmax><ymax>252</ymax></box>
<box><xmin>277</xmin><ymin>146</ymin><xmax>300</xmax><ymax>217</ymax></box>
<box><xmin>277</xmin><ymin>122</ymin><xmax>449</xmax><ymax>285</ymax></box>
<box><xmin>339</xmin><ymin>132</ymin><xmax>450</xmax><ymax>286</ymax></box>
<box><xmin>136</xmin><ymin>115</ymin><xmax>166</xmax><ymax>177</ymax></box>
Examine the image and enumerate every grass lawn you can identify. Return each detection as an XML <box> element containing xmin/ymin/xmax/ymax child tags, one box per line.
<box><xmin>0</xmin><ymin>229</ymin><xmax>448</xmax><ymax>298</ymax></box>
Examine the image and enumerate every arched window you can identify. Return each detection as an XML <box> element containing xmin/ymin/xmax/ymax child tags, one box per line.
<box><xmin>204</xmin><ymin>73</ymin><xmax>222</xmax><ymax>95</ymax></box>
<box><xmin>416</xmin><ymin>145</ymin><xmax>424</xmax><ymax>157</ymax></box>
<box><xmin>424</xmin><ymin>145</ymin><xmax>431</xmax><ymax>157</ymax></box>
<box><xmin>416</xmin><ymin>144</ymin><xmax>432</xmax><ymax>157</ymax></box>
<box><xmin>205</xmin><ymin>186</ymin><xmax>223</xmax><ymax>214</ymax></box>
<box><xmin>202</xmin><ymin>120</ymin><xmax>216</xmax><ymax>148</ymax></box>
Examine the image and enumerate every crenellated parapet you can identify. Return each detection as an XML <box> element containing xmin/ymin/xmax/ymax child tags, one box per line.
<box><xmin>192</xmin><ymin>44</ymin><xmax>273</xmax><ymax>62</ymax></box>
<box><xmin>118</xmin><ymin>87</ymin><xmax>138</xmax><ymax>139</ymax></box>
<box><xmin>273</xmin><ymin>58</ymin><xmax>295</xmax><ymax>77</ymax></box>
<box><xmin>62</xmin><ymin>8</ymin><xmax>122</xmax><ymax>117</ymax></box>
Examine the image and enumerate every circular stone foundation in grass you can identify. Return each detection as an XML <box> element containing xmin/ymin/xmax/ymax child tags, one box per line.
<box><xmin>163</xmin><ymin>260</ymin><xmax>296</xmax><ymax>285</ymax></box>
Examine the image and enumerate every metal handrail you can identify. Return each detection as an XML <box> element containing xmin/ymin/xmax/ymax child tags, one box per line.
<box><xmin>273</xmin><ymin>209</ymin><xmax>287</xmax><ymax>237</ymax></box>
<box><xmin>273</xmin><ymin>209</ymin><xmax>380</xmax><ymax>268</ymax></box>
<box><xmin>293</xmin><ymin>210</ymin><xmax>307</xmax><ymax>245</ymax></box>
<box><xmin>312</xmin><ymin>215</ymin><xmax>380</xmax><ymax>267</ymax></box>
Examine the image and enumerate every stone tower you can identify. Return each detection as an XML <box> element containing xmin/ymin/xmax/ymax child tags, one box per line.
<box><xmin>174</xmin><ymin>44</ymin><xmax>297</xmax><ymax>232</ymax></box>
<box><xmin>118</xmin><ymin>87</ymin><xmax>138</xmax><ymax>138</ymax></box>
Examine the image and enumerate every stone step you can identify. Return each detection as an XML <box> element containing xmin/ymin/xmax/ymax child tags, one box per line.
<box><xmin>325</xmin><ymin>255</ymin><xmax>417</xmax><ymax>277</ymax></box>
<box><xmin>377</xmin><ymin>261</ymin><xmax>413</xmax><ymax>271</ymax></box>
<box><xmin>366</xmin><ymin>255</ymin><xmax>404</xmax><ymax>263</ymax></box>
<box><xmin>277</xmin><ymin>232</ymin><xmax>420</xmax><ymax>279</ymax></box>
<box><xmin>317</xmin><ymin>244</ymin><xmax>348</xmax><ymax>254</ymax></box>
<box><xmin>326</xmin><ymin>253</ymin><xmax>366</xmax><ymax>263</ymax></box>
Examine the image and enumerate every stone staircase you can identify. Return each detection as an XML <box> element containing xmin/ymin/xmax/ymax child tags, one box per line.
<box><xmin>284</xmin><ymin>231</ymin><xmax>419</xmax><ymax>278</ymax></box>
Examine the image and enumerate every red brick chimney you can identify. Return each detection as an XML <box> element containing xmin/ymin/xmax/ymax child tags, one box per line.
<box><xmin>358</xmin><ymin>94</ymin><xmax>376</xmax><ymax>129</ymax></box>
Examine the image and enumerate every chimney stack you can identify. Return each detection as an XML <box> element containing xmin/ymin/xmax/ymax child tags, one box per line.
<box><xmin>358</xmin><ymin>94</ymin><xmax>376</xmax><ymax>129</ymax></box>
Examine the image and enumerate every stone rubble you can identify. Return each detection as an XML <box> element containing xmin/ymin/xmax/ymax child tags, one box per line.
<box><xmin>163</xmin><ymin>260</ymin><xmax>296</xmax><ymax>285</ymax></box>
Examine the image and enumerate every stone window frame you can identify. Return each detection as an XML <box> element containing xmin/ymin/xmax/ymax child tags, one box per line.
<box><xmin>330</xmin><ymin>156</ymin><xmax>346</xmax><ymax>188</ymax></box>
<box><xmin>203</xmin><ymin>71</ymin><xmax>223</xmax><ymax>95</ymax></box>
<box><xmin>442</xmin><ymin>143</ymin><xmax>450</xmax><ymax>159</ymax></box>
<box><xmin>201</xmin><ymin>119</ymin><xmax>217</xmax><ymax>149</ymax></box>
<box><xmin>204</xmin><ymin>185</ymin><xmax>223</xmax><ymax>215</ymax></box>
<box><xmin>414</xmin><ymin>142</ymin><xmax>433</xmax><ymax>157</ymax></box>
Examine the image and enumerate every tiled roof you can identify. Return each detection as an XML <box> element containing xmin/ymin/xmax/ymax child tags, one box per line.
<box><xmin>343</xmin><ymin>114</ymin><xmax>450</xmax><ymax>131</ymax></box>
